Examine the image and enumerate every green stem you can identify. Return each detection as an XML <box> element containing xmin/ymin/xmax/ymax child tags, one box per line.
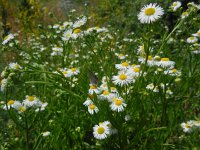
<box><xmin>25</xmin><ymin>113</ymin><xmax>30</xmax><ymax>150</ymax></box>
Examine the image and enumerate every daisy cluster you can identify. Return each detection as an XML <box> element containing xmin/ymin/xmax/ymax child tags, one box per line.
<box><xmin>187</xmin><ymin>29</ymin><xmax>200</xmax><ymax>54</ymax></box>
<box><xmin>181</xmin><ymin>120</ymin><xmax>200</xmax><ymax>133</ymax></box>
<box><xmin>16</xmin><ymin>16</ymin><xmax>109</xmax><ymax>67</ymax></box>
<box><xmin>83</xmin><ymin>76</ymin><xmax>127</xmax><ymax>115</ymax></box>
<box><xmin>2</xmin><ymin>95</ymin><xmax>48</xmax><ymax>113</ymax></box>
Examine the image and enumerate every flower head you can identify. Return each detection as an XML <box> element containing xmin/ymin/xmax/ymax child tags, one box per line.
<box><xmin>93</xmin><ymin>123</ymin><xmax>110</xmax><ymax>140</ymax></box>
<box><xmin>112</xmin><ymin>72</ymin><xmax>133</xmax><ymax>86</ymax></box>
<box><xmin>2</xmin><ymin>34</ymin><xmax>15</xmax><ymax>45</ymax></box>
<box><xmin>170</xmin><ymin>1</ymin><xmax>182</xmax><ymax>11</ymax></box>
<box><xmin>110</xmin><ymin>96</ymin><xmax>127</xmax><ymax>112</ymax></box>
<box><xmin>9</xmin><ymin>62</ymin><xmax>22</xmax><ymax>70</ymax></box>
<box><xmin>138</xmin><ymin>3</ymin><xmax>164</xmax><ymax>24</ymax></box>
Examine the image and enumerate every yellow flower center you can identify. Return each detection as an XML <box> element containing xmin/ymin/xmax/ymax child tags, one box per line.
<box><xmin>73</xmin><ymin>28</ymin><xmax>81</xmax><ymax>34</ymax></box>
<box><xmin>172</xmin><ymin>68</ymin><xmax>177</xmax><ymax>73</ymax></box>
<box><xmin>154</xmin><ymin>56</ymin><xmax>161</xmax><ymax>61</ymax></box>
<box><xmin>185</xmin><ymin>124</ymin><xmax>192</xmax><ymax>128</ymax></box>
<box><xmin>103</xmin><ymin>90</ymin><xmax>109</xmax><ymax>95</ymax></box>
<box><xmin>111</xmin><ymin>87</ymin><xmax>116</xmax><ymax>91</ymax></box>
<box><xmin>119</xmin><ymin>74</ymin><xmax>127</xmax><ymax>80</ymax></box>
<box><xmin>173</xmin><ymin>2</ymin><xmax>178</xmax><ymax>6</ymax></box>
<box><xmin>89</xmin><ymin>104</ymin><xmax>95</xmax><ymax>110</ymax></box>
<box><xmin>145</xmin><ymin>8</ymin><xmax>156</xmax><ymax>16</ymax></box>
<box><xmin>119</xmin><ymin>54</ymin><xmax>124</xmax><ymax>57</ymax></box>
<box><xmin>90</xmin><ymin>85</ymin><xmax>97</xmax><ymax>89</ymax></box>
<box><xmin>148</xmin><ymin>55</ymin><xmax>152</xmax><ymax>60</ymax></box>
<box><xmin>19</xmin><ymin>106</ymin><xmax>26</xmax><ymax>112</ymax></box>
<box><xmin>97</xmin><ymin>127</ymin><xmax>105</xmax><ymax>134</ymax></box>
<box><xmin>122</xmin><ymin>62</ymin><xmax>129</xmax><ymax>67</ymax></box>
<box><xmin>161</xmin><ymin>58</ymin><xmax>169</xmax><ymax>61</ymax></box>
<box><xmin>7</xmin><ymin>100</ymin><xmax>15</xmax><ymax>105</ymax></box>
<box><xmin>14</xmin><ymin>64</ymin><xmax>20</xmax><ymax>69</ymax></box>
<box><xmin>189</xmin><ymin>37</ymin><xmax>194</xmax><ymax>40</ymax></box>
<box><xmin>115</xmin><ymin>99</ymin><xmax>122</xmax><ymax>106</ymax></box>
<box><xmin>28</xmin><ymin>96</ymin><xmax>35</xmax><ymax>101</ymax></box>
<box><xmin>134</xmin><ymin>68</ymin><xmax>140</xmax><ymax>72</ymax></box>
<box><xmin>71</xmin><ymin>68</ymin><xmax>76</xmax><ymax>72</ymax></box>
<box><xmin>63</xmin><ymin>71</ymin><xmax>68</xmax><ymax>75</ymax></box>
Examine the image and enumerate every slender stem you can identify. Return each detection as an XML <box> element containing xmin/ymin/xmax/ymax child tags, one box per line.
<box><xmin>25</xmin><ymin>113</ymin><xmax>30</xmax><ymax>150</ymax></box>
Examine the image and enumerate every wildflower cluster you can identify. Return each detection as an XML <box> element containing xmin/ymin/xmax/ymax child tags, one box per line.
<box><xmin>0</xmin><ymin>1</ymin><xmax>199</xmax><ymax>148</ymax></box>
<box><xmin>2</xmin><ymin>95</ymin><xmax>48</xmax><ymax>113</ymax></box>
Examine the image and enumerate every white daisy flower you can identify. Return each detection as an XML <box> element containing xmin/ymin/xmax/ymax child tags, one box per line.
<box><xmin>138</xmin><ymin>3</ymin><xmax>164</xmax><ymax>24</ymax></box>
<box><xmin>60</xmin><ymin>68</ymin><xmax>73</xmax><ymax>78</ymax></box>
<box><xmin>62</xmin><ymin>29</ymin><xmax>73</xmax><ymax>41</ymax></box>
<box><xmin>83</xmin><ymin>98</ymin><xmax>93</xmax><ymax>106</ymax></box>
<box><xmin>157</xmin><ymin>58</ymin><xmax>175</xmax><ymax>68</ymax></box>
<box><xmin>181</xmin><ymin>11</ymin><xmax>189</xmax><ymax>19</ymax></box>
<box><xmin>88</xmin><ymin>103</ymin><xmax>99</xmax><ymax>115</ymax></box>
<box><xmin>110</xmin><ymin>97</ymin><xmax>127</xmax><ymax>112</ymax></box>
<box><xmin>127</xmin><ymin>65</ymin><xmax>141</xmax><ymax>77</ymax></box>
<box><xmin>93</xmin><ymin>123</ymin><xmax>110</xmax><ymax>140</ymax></box>
<box><xmin>73</xmin><ymin>16</ymin><xmax>87</xmax><ymax>29</ymax></box>
<box><xmin>170</xmin><ymin>1</ymin><xmax>182</xmax><ymax>11</ymax></box>
<box><xmin>164</xmin><ymin>68</ymin><xmax>181</xmax><ymax>76</ymax></box>
<box><xmin>2</xmin><ymin>34</ymin><xmax>15</xmax><ymax>45</ymax></box>
<box><xmin>98</xmin><ymin>90</ymin><xmax>114</xmax><ymax>101</ymax></box>
<box><xmin>181</xmin><ymin>120</ymin><xmax>195</xmax><ymax>133</ymax></box>
<box><xmin>88</xmin><ymin>84</ymin><xmax>101</xmax><ymax>95</ymax></box>
<box><xmin>9</xmin><ymin>62</ymin><xmax>22</xmax><ymax>70</ymax></box>
<box><xmin>68</xmin><ymin>67</ymin><xmax>80</xmax><ymax>76</ymax></box>
<box><xmin>112</xmin><ymin>72</ymin><xmax>133</xmax><ymax>86</ymax></box>
<box><xmin>3</xmin><ymin>100</ymin><xmax>21</xmax><ymax>110</ymax></box>
<box><xmin>187</xmin><ymin>36</ymin><xmax>198</xmax><ymax>44</ymax></box>
<box><xmin>138</xmin><ymin>56</ymin><xmax>156</xmax><ymax>66</ymax></box>
<box><xmin>14</xmin><ymin>103</ymin><xmax>27</xmax><ymax>113</ymax></box>
<box><xmin>115</xmin><ymin>62</ymin><xmax>130</xmax><ymax>70</ymax></box>
<box><xmin>23</xmin><ymin>95</ymin><xmax>41</xmax><ymax>108</ymax></box>
<box><xmin>115</xmin><ymin>53</ymin><xmax>127</xmax><ymax>60</ymax></box>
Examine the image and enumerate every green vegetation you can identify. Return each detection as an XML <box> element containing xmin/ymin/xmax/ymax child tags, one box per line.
<box><xmin>0</xmin><ymin>0</ymin><xmax>200</xmax><ymax>149</ymax></box>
